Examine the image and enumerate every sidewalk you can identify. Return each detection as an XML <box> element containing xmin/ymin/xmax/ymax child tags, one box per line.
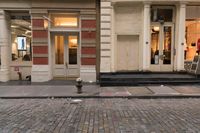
<box><xmin>0</xmin><ymin>81</ymin><xmax>200</xmax><ymax>98</ymax></box>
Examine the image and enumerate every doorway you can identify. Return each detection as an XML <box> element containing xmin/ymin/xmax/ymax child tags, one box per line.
<box><xmin>150</xmin><ymin>24</ymin><xmax>174</xmax><ymax>71</ymax></box>
<box><xmin>52</xmin><ymin>32</ymin><xmax>80</xmax><ymax>78</ymax></box>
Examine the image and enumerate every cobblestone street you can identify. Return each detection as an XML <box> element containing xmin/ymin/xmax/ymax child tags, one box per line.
<box><xmin>0</xmin><ymin>98</ymin><xmax>200</xmax><ymax>133</ymax></box>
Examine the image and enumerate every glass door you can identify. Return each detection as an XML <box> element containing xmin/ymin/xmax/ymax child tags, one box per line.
<box><xmin>52</xmin><ymin>32</ymin><xmax>80</xmax><ymax>78</ymax></box>
<box><xmin>150</xmin><ymin>24</ymin><xmax>174</xmax><ymax>71</ymax></box>
<box><xmin>65</xmin><ymin>33</ymin><xmax>80</xmax><ymax>78</ymax></box>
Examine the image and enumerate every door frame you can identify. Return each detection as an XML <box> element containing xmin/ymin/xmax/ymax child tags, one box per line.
<box><xmin>51</xmin><ymin>32</ymin><xmax>80</xmax><ymax>78</ymax></box>
<box><xmin>150</xmin><ymin>22</ymin><xmax>175</xmax><ymax>72</ymax></box>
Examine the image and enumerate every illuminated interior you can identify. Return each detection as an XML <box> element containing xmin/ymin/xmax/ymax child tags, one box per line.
<box><xmin>69</xmin><ymin>36</ymin><xmax>78</xmax><ymax>48</ymax></box>
<box><xmin>185</xmin><ymin>19</ymin><xmax>200</xmax><ymax>61</ymax></box>
<box><xmin>11</xmin><ymin>15</ymin><xmax>32</xmax><ymax>62</ymax></box>
<box><xmin>151</xmin><ymin>26</ymin><xmax>160</xmax><ymax>64</ymax></box>
<box><xmin>55</xmin><ymin>35</ymin><xmax>64</xmax><ymax>64</ymax></box>
<box><xmin>68</xmin><ymin>35</ymin><xmax>78</xmax><ymax>65</ymax></box>
<box><xmin>53</xmin><ymin>16</ymin><xmax>78</xmax><ymax>27</ymax></box>
<box><xmin>151</xmin><ymin>26</ymin><xmax>172</xmax><ymax>65</ymax></box>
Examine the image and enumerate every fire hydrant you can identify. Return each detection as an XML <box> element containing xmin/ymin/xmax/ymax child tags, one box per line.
<box><xmin>76</xmin><ymin>78</ymin><xmax>83</xmax><ymax>94</ymax></box>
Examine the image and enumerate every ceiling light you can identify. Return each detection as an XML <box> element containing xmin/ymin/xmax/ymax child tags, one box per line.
<box><xmin>11</xmin><ymin>25</ymin><xmax>18</xmax><ymax>28</ymax></box>
<box><xmin>153</xmin><ymin>26</ymin><xmax>160</xmax><ymax>31</ymax></box>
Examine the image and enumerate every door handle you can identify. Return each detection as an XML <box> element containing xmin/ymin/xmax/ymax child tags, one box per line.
<box><xmin>65</xmin><ymin>62</ymin><xmax>68</xmax><ymax>68</ymax></box>
<box><xmin>159</xmin><ymin>55</ymin><xmax>165</xmax><ymax>60</ymax></box>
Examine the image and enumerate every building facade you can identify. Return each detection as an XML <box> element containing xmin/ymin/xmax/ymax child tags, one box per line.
<box><xmin>100</xmin><ymin>0</ymin><xmax>200</xmax><ymax>74</ymax></box>
<box><xmin>1</xmin><ymin>0</ymin><xmax>200</xmax><ymax>83</ymax></box>
<box><xmin>0</xmin><ymin>0</ymin><xmax>99</xmax><ymax>82</ymax></box>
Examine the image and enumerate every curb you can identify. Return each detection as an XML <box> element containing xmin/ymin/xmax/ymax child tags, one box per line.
<box><xmin>1</xmin><ymin>95</ymin><xmax>200</xmax><ymax>99</ymax></box>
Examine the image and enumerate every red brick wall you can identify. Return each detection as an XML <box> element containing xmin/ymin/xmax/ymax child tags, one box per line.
<box><xmin>81</xmin><ymin>47</ymin><xmax>96</xmax><ymax>55</ymax></box>
<box><xmin>81</xmin><ymin>19</ymin><xmax>96</xmax><ymax>65</ymax></box>
<box><xmin>32</xmin><ymin>19</ymin><xmax>44</xmax><ymax>27</ymax></box>
<box><xmin>32</xmin><ymin>30</ymin><xmax>48</xmax><ymax>38</ymax></box>
<box><xmin>81</xmin><ymin>58</ymin><xmax>96</xmax><ymax>65</ymax></box>
<box><xmin>81</xmin><ymin>31</ymin><xmax>96</xmax><ymax>39</ymax></box>
<box><xmin>32</xmin><ymin>19</ymin><xmax>48</xmax><ymax>65</ymax></box>
<box><xmin>33</xmin><ymin>57</ymin><xmax>48</xmax><ymax>65</ymax></box>
<box><xmin>81</xmin><ymin>20</ymin><xmax>96</xmax><ymax>28</ymax></box>
<box><xmin>33</xmin><ymin>46</ymin><xmax>48</xmax><ymax>54</ymax></box>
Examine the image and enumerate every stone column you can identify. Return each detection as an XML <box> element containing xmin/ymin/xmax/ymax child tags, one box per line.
<box><xmin>111</xmin><ymin>2</ymin><xmax>115</xmax><ymax>72</ymax></box>
<box><xmin>142</xmin><ymin>2</ymin><xmax>151</xmax><ymax>71</ymax></box>
<box><xmin>30</xmin><ymin>9</ymin><xmax>51</xmax><ymax>82</ymax></box>
<box><xmin>176</xmin><ymin>3</ymin><xmax>186</xmax><ymax>71</ymax></box>
<box><xmin>0</xmin><ymin>10</ymin><xmax>10</xmax><ymax>82</ymax></box>
<box><xmin>80</xmin><ymin>10</ymin><xmax>97</xmax><ymax>82</ymax></box>
<box><xmin>100</xmin><ymin>1</ymin><xmax>112</xmax><ymax>73</ymax></box>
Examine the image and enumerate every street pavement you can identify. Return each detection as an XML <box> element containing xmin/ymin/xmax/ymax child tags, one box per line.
<box><xmin>0</xmin><ymin>98</ymin><xmax>200</xmax><ymax>133</ymax></box>
<box><xmin>0</xmin><ymin>84</ymin><xmax>200</xmax><ymax>98</ymax></box>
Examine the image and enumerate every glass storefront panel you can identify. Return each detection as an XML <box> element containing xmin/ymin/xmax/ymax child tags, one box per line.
<box><xmin>163</xmin><ymin>26</ymin><xmax>171</xmax><ymax>64</ymax></box>
<box><xmin>151</xmin><ymin>26</ymin><xmax>160</xmax><ymax>65</ymax></box>
<box><xmin>11</xmin><ymin>15</ymin><xmax>32</xmax><ymax>62</ymax></box>
<box><xmin>68</xmin><ymin>35</ymin><xmax>78</xmax><ymax>65</ymax></box>
<box><xmin>185</xmin><ymin>6</ymin><xmax>200</xmax><ymax>61</ymax></box>
<box><xmin>55</xmin><ymin>35</ymin><xmax>64</xmax><ymax>64</ymax></box>
<box><xmin>185</xmin><ymin>19</ymin><xmax>200</xmax><ymax>61</ymax></box>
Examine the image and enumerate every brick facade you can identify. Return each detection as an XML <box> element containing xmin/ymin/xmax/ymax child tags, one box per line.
<box><xmin>32</xmin><ymin>18</ymin><xmax>49</xmax><ymax>65</ymax></box>
<box><xmin>81</xmin><ymin>19</ymin><xmax>96</xmax><ymax>65</ymax></box>
<box><xmin>33</xmin><ymin>46</ymin><xmax>48</xmax><ymax>54</ymax></box>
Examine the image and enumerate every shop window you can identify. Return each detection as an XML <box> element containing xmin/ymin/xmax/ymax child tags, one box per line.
<box><xmin>11</xmin><ymin>15</ymin><xmax>32</xmax><ymax>62</ymax></box>
<box><xmin>185</xmin><ymin>19</ymin><xmax>200</xmax><ymax>61</ymax></box>
<box><xmin>51</xmin><ymin>14</ymin><xmax>78</xmax><ymax>28</ymax></box>
<box><xmin>151</xmin><ymin>8</ymin><xmax>173</xmax><ymax>22</ymax></box>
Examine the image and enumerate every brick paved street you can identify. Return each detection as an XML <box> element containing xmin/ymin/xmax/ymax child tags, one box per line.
<box><xmin>0</xmin><ymin>99</ymin><xmax>200</xmax><ymax>133</ymax></box>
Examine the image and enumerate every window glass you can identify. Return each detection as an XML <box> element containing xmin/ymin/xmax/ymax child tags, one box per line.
<box><xmin>151</xmin><ymin>26</ymin><xmax>160</xmax><ymax>64</ymax></box>
<box><xmin>11</xmin><ymin>16</ymin><xmax>32</xmax><ymax>62</ymax></box>
<box><xmin>51</xmin><ymin>14</ymin><xmax>78</xmax><ymax>28</ymax></box>
<box><xmin>55</xmin><ymin>35</ymin><xmax>64</xmax><ymax>64</ymax></box>
<box><xmin>163</xmin><ymin>26</ymin><xmax>172</xmax><ymax>64</ymax></box>
<box><xmin>68</xmin><ymin>35</ymin><xmax>78</xmax><ymax>65</ymax></box>
<box><xmin>185</xmin><ymin>19</ymin><xmax>200</xmax><ymax>61</ymax></box>
<box><xmin>151</xmin><ymin>8</ymin><xmax>173</xmax><ymax>22</ymax></box>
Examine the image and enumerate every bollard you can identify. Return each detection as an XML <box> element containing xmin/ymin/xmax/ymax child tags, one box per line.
<box><xmin>76</xmin><ymin>78</ymin><xmax>83</xmax><ymax>94</ymax></box>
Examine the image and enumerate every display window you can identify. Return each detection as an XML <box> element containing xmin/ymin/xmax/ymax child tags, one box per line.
<box><xmin>185</xmin><ymin>19</ymin><xmax>200</xmax><ymax>61</ymax></box>
<box><xmin>11</xmin><ymin>15</ymin><xmax>32</xmax><ymax>62</ymax></box>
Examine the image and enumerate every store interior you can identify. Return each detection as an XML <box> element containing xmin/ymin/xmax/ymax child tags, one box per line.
<box><xmin>11</xmin><ymin>14</ymin><xmax>32</xmax><ymax>62</ymax></box>
<box><xmin>185</xmin><ymin>19</ymin><xmax>200</xmax><ymax>61</ymax></box>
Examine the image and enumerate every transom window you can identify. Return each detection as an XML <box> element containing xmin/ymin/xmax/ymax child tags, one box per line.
<box><xmin>51</xmin><ymin>14</ymin><xmax>79</xmax><ymax>28</ymax></box>
<box><xmin>151</xmin><ymin>7</ymin><xmax>174</xmax><ymax>23</ymax></box>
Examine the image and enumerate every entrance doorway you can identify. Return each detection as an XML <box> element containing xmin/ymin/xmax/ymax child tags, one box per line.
<box><xmin>52</xmin><ymin>32</ymin><xmax>80</xmax><ymax>78</ymax></box>
<box><xmin>150</xmin><ymin>24</ymin><xmax>174</xmax><ymax>71</ymax></box>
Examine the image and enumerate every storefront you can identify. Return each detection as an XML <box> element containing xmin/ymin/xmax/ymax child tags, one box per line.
<box><xmin>185</xmin><ymin>6</ymin><xmax>200</xmax><ymax>61</ymax></box>
<box><xmin>0</xmin><ymin>0</ymin><xmax>99</xmax><ymax>82</ymax></box>
<box><xmin>100</xmin><ymin>0</ymin><xmax>198</xmax><ymax>74</ymax></box>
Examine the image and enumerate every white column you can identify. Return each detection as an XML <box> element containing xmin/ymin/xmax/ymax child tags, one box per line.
<box><xmin>0</xmin><ymin>10</ymin><xmax>10</xmax><ymax>82</ymax></box>
<box><xmin>142</xmin><ymin>3</ymin><xmax>151</xmax><ymax>71</ymax></box>
<box><xmin>111</xmin><ymin>2</ymin><xmax>115</xmax><ymax>72</ymax></box>
<box><xmin>177</xmin><ymin>3</ymin><xmax>186</xmax><ymax>71</ymax></box>
<box><xmin>100</xmin><ymin>2</ymin><xmax>112</xmax><ymax>72</ymax></box>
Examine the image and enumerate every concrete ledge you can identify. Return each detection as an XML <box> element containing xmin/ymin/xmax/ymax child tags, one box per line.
<box><xmin>31</xmin><ymin>65</ymin><xmax>51</xmax><ymax>82</ymax></box>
